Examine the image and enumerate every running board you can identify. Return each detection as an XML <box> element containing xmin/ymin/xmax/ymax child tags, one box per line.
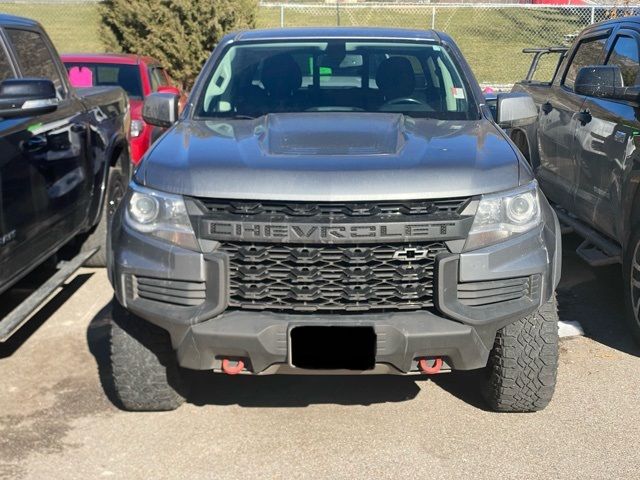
<box><xmin>0</xmin><ymin>248</ymin><xmax>99</xmax><ymax>342</ymax></box>
<box><xmin>554</xmin><ymin>207</ymin><xmax>621</xmax><ymax>266</ymax></box>
<box><xmin>576</xmin><ymin>240</ymin><xmax>620</xmax><ymax>267</ymax></box>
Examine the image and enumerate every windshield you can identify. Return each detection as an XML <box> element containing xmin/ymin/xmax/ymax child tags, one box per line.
<box><xmin>196</xmin><ymin>40</ymin><xmax>478</xmax><ymax>120</ymax></box>
<box><xmin>64</xmin><ymin>62</ymin><xmax>143</xmax><ymax>100</ymax></box>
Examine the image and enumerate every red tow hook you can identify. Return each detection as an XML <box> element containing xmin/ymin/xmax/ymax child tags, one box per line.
<box><xmin>221</xmin><ymin>359</ymin><xmax>245</xmax><ymax>375</ymax></box>
<box><xmin>418</xmin><ymin>357</ymin><xmax>443</xmax><ymax>374</ymax></box>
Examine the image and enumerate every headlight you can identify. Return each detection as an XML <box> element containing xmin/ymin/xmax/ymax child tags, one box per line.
<box><xmin>130</xmin><ymin>119</ymin><xmax>145</xmax><ymax>138</ymax></box>
<box><xmin>463</xmin><ymin>181</ymin><xmax>541</xmax><ymax>251</ymax></box>
<box><xmin>125</xmin><ymin>183</ymin><xmax>199</xmax><ymax>251</ymax></box>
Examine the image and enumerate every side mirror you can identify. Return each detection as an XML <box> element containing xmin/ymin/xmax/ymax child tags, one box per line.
<box><xmin>142</xmin><ymin>92</ymin><xmax>179</xmax><ymax>128</ymax></box>
<box><xmin>575</xmin><ymin>65</ymin><xmax>622</xmax><ymax>98</ymax></box>
<box><xmin>0</xmin><ymin>78</ymin><xmax>58</xmax><ymax>118</ymax></box>
<box><xmin>495</xmin><ymin>92</ymin><xmax>537</xmax><ymax>128</ymax></box>
<box><xmin>575</xmin><ymin>65</ymin><xmax>639</xmax><ymax>102</ymax></box>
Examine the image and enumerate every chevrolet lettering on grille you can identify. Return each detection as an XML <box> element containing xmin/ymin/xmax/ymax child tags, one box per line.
<box><xmin>200</xmin><ymin>219</ymin><xmax>471</xmax><ymax>244</ymax></box>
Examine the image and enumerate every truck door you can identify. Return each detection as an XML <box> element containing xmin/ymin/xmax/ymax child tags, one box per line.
<box><xmin>573</xmin><ymin>30</ymin><xmax>640</xmax><ymax>240</ymax></box>
<box><xmin>0</xmin><ymin>35</ymin><xmax>19</xmax><ymax>283</ymax></box>
<box><xmin>0</xmin><ymin>26</ymin><xmax>91</xmax><ymax>285</ymax></box>
<box><xmin>536</xmin><ymin>34</ymin><xmax>608</xmax><ymax>210</ymax></box>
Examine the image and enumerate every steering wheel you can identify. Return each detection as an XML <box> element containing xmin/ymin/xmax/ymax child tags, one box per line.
<box><xmin>382</xmin><ymin>97</ymin><xmax>425</xmax><ymax>107</ymax></box>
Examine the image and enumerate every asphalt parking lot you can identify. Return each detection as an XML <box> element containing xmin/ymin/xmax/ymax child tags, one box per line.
<box><xmin>1</xmin><ymin>233</ymin><xmax>639</xmax><ymax>480</ymax></box>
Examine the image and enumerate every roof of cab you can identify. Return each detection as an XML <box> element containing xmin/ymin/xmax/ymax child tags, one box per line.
<box><xmin>231</xmin><ymin>27</ymin><xmax>441</xmax><ymax>43</ymax></box>
<box><xmin>591</xmin><ymin>14</ymin><xmax>640</xmax><ymax>28</ymax></box>
<box><xmin>580</xmin><ymin>14</ymin><xmax>640</xmax><ymax>35</ymax></box>
<box><xmin>0</xmin><ymin>13</ymin><xmax>40</xmax><ymax>28</ymax></box>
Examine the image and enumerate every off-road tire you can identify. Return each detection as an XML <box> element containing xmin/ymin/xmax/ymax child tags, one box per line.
<box><xmin>481</xmin><ymin>295</ymin><xmax>559</xmax><ymax>412</ymax></box>
<box><xmin>80</xmin><ymin>162</ymin><xmax>127</xmax><ymax>267</ymax></box>
<box><xmin>623</xmin><ymin>227</ymin><xmax>640</xmax><ymax>344</ymax></box>
<box><xmin>109</xmin><ymin>302</ymin><xmax>188</xmax><ymax>411</ymax></box>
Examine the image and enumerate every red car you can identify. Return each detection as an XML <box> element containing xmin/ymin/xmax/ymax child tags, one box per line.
<box><xmin>62</xmin><ymin>53</ymin><xmax>185</xmax><ymax>164</ymax></box>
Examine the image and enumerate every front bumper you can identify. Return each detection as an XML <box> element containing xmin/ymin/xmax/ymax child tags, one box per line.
<box><xmin>178</xmin><ymin>310</ymin><xmax>489</xmax><ymax>373</ymax></box>
<box><xmin>108</xmin><ymin>200</ymin><xmax>561</xmax><ymax>374</ymax></box>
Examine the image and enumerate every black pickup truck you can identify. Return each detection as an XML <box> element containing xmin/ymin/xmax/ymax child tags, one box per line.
<box><xmin>512</xmin><ymin>16</ymin><xmax>640</xmax><ymax>342</ymax></box>
<box><xmin>0</xmin><ymin>14</ymin><xmax>129</xmax><ymax>341</ymax></box>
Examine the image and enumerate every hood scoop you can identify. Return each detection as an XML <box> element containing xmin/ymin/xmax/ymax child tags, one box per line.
<box><xmin>260</xmin><ymin>113</ymin><xmax>406</xmax><ymax>156</ymax></box>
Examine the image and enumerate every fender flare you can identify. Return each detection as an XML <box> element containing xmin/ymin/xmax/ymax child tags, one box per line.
<box><xmin>87</xmin><ymin>132</ymin><xmax>130</xmax><ymax>229</ymax></box>
<box><xmin>622</xmin><ymin>171</ymin><xmax>640</xmax><ymax>250</ymax></box>
<box><xmin>510</xmin><ymin>129</ymin><xmax>531</xmax><ymax>161</ymax></box>
<box><xmin>510</xmin><ymin>125</ymin><xmax>541</xmax><ymax>168</ymax></box>
<box><xmin>106</xmin><ymin>131</ymin><xmax>131</xmax><ymax>177</ymax></box>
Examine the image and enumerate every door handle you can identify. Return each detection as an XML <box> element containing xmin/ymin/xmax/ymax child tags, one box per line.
<box><xmin>576</xmin><ymin>110</ymin><xmax>592</xmax><ymax>126</ymax></box>
<box><xmin>541</xmin><ymin>102</ymin><xmax>553</xmax><ymax>115</ymax></box>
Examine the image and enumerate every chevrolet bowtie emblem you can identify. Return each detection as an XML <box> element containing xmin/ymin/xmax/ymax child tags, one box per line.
<box><xmin>393</xmin><ymin>247</ymin><xmax>429</xmax><ymax>260</ymax></box>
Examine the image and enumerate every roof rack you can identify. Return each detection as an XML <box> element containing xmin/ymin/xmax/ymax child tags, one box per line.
<box><xmin>522</xmin><ymin>47</ymin><xmax>569</xmax><ymax>54</ymax></box>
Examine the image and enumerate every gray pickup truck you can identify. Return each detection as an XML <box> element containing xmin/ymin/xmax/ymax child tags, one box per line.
<box><xmin>107</xmin><ymin>27</ymin><xmax>561</xmax><ymax>412</ymax></box>
<box><xmin>512</xmin><ymin>16</ymin><xmax>640</xmax><ymax>343</ymax></box>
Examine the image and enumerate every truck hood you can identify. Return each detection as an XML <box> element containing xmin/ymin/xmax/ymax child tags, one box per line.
<box><xmin>136</xmin><ymin>113</ymin><xmax>519</xmax><ymax>201</ymax></box>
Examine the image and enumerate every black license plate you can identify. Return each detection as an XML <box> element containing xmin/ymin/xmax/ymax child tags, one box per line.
<box><xmin>290</xmin><ymin>326</ymin><xmax>376</xmax><ymax>370</ymax></box>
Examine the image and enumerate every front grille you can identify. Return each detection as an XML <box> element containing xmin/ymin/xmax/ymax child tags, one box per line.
<box><xmin>196</xmin><ymin>198</ymin><xmax>468</xmax><ymax>219</ymax></box>
<box><xmin>131</xmin><ymin>275</ymin><xmax>206</xmax><ymax>307</ymax></box>
<box><xmin>221</xmin><ymin>242</ymin><xmax>448</xmax><ymax>312</ymax></box>
<box><xmin>457</xmin><ymin>276</ymin><xmax>536</xmax><ymax>307</ymax></box>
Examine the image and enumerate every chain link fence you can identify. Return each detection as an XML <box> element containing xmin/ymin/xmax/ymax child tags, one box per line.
<box><xmin>0</xmin><ymin>1</ymin><xmax>103</xmax><ymax>52</ymax></box>
<box><xmin>259</xmin><ymin>3</ymin><xmax>638</xmax><ymax>85</ymax></box>
<box><xmin>0</xmin><ymin>1</ymin><xmax>637</xmax><ymax>85</ymax></box>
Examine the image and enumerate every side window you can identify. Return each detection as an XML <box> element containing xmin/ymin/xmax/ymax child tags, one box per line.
<box><xmin>0</xmin><ymin>41</ymin><xmax>14</xmax><ymax>82</ymax></box>
<box><xmin>160</xmin><ymin>68</ymin><xmax>173</xmax><ymax>86</ymax></box>
<box><xmin>155</xmin><ymin>67</ymin><xmax>170</xmax><ymax>86</ymax></box>
<box><xmin>5</xmin><ymin>28</ymin><xmax>64</xmax><ymax>95</ymax></box>
<box><xmin>563</xmin><ymin>36</ymin><xmax>607</xmax><ymax>90</ymax></box>
<box><xmin>148</xmin><ymin>67</ymin><xmax>159</xmax><ymax>91</ymax></box>
<box><xmin>148</xmin><ymin>66</ymin><xmax>168</xmax><ymax>91</ymax></box>
<box><xmin>606</xmin><ymin>35</ymin><xmax>640</xmax><ymax>87</ymax></box>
